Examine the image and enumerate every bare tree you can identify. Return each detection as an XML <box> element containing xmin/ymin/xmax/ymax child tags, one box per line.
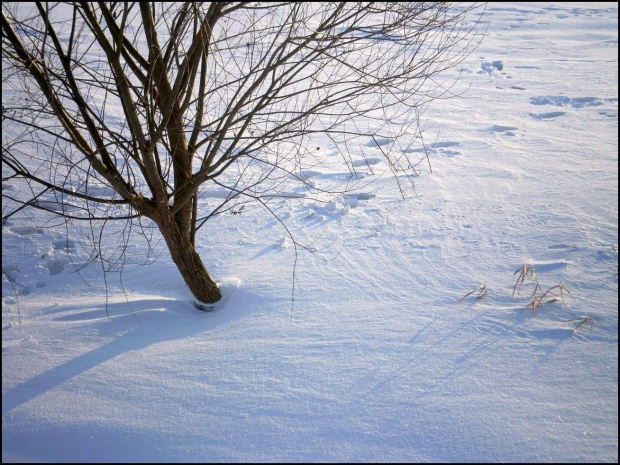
<box><xmin>2</xmin><ymin>2</ymin><xmax>485</xmax><ymax>305</ymax></box>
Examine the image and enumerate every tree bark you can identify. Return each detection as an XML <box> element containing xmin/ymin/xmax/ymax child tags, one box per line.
<box><xmin>154</xmin><ymin>211</ymin><xmax>221</xmax><ymax>304</ymax></box>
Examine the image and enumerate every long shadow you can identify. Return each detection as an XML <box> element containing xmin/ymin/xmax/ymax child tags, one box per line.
<box><xmin>251</xmin><ymin>244</ymin><xmax>278</xmax><ymax>260</ymax></box>
<box><xmin>350</xmin><ymin>304</ymin><xmax>575</xmax><ymax>403</ymax></box>
<box><xmin>2</xmin><ymin>296</ymin><xmax>243</xmax><ymax>415</ymax></box>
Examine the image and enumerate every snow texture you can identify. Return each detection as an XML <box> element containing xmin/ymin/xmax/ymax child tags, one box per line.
<box><xmin>2</xmin><ymin>2</ymin><xmax>618</xmax><ymax>463</ymax></box>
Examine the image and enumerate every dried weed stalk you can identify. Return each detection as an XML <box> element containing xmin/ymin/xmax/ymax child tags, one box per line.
<box><xmin>458</xmin><ymin>282</ymin><xmax>488</xmax><ymax>303</ymax></box>
<box><xmin>513</xmin><ymin>264</ymin><xmax>536</xmax><ymax>297</ymax></box>
<box><xmin>538</xmin><ymin>282</ymin><xmax>574</xmax><ymax>303</ymax></box>
<box><xmin>527</xmin><ymin>281</ymin><xmax>545</xmax><ymax>312</ymax></box>
<box><xmin>527</xmin><ymin>282</ymin><xmax>574</xmax><ymax>314</ymax></box>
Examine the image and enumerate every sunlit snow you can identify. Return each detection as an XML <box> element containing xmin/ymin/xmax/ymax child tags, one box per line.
<box><xmin>2</xmin><ymin>2</ymin><xmax>617</xmax><ymax>462</ymax></box>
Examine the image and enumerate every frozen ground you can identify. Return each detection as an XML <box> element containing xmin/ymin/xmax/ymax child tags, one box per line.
<box><xmin>2</xmin><ymin>2</ymin><xmax>618</xmax><ymax>462</ymax></box>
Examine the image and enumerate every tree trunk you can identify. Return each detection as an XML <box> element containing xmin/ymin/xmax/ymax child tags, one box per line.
<box><xmin>155</xmin><ymin>212</ymin><xmax>221</xmax><ymax>304</ymax></box>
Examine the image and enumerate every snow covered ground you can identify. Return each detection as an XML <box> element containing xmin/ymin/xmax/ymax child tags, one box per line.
<box><xmin>2</xmin><ymin>2</ymin><xmax>617</xmax><ymax>462</ymax></box>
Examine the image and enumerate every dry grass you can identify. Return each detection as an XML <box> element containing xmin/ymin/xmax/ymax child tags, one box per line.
<box><xmin>513</xmin><ymin>264</ymin><xmax>536</xmax><ymax>297</ymax></box>
<box><xmin>526</xmin><ymin>282</ymin><xmax>574</xmax><ymax>314</ymax></box>
<box><xmin>513</xmin><ymin>264</ymin><xmax>575</xmax><ymax>314</ymax></box>
<box><xmin>538</xmin><ymin>282</ymin><xmax>574</xmax><ymax>303</ymax></box>
<box><xmin>509</xmin><ymin>266</ymin><xmax>590</xmax><ymax>331</ymax></box>
<box><xmin>527</xmin><ymin>281</ymin><xmax>544</xmax><ymax>312</ymax></box>
<box><xmin>458</xmin><ymin>281</ymin><xmax>488</xmax><ymax>303</ymax></box>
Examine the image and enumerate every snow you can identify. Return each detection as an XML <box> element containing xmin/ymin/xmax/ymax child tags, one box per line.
<box><xmin>2</xmin><ymin>2</ymin><xmax>618</xmax><ymax>462</ymax></box>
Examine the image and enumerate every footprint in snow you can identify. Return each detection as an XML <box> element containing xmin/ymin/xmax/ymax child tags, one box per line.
<box><xmin>479</xmin><ymin>60</ymin><xmax>504</xmax><ymax>75</ymax></box>
<box><xmin>404</xmin><ymin>141</ymin><xmax>461</xmax><ymax>156</ymax></box>
<box><xmin>529</xmin><ymin>95</ymin><xmax>617</xmax><ymax>108</ymax></box>
<box><xmin>9</xmin><ymin>226</ymin><xmax>44</xmax><ymax>236</ymax></box>
<box><xmin>53</xmin><ymin>238</ymin><xmax>76</xmax><ymax>250</ymax></box>
<box><xmin>365</xmin><ymin>137</ymin><xmax>394</xmax><ymax>148</ymax></box>
<box><xmin>46</xmin><ymin>260</ymin><xmax>64</xmax><ymax>276</ymax></box>
<box><xmin>352</xmin><ymin>157</ymin><xmax>381</xmax><ymax>168</ymax></box>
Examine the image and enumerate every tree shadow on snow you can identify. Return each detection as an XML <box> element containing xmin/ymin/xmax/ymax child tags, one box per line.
<box><xmin>1</xmin><ymin>282</ymin><xmax>259</xmax><ymax>416</ymax></box>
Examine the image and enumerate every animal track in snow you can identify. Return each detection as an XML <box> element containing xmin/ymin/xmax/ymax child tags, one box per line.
<box><xmin>352</xmin><ymin>157</ymin><xmax>381</xmax><ymax>168</ymax></box>
<box><xmin>3</xmin><ymin>265</ymin><xmax>20</xmax><ymax>283</ymax></box>
<box><xmin>303</xmin><ymin>192</ymin><xmax>376</xmax><ymax>222</ymax></box>
<box><xmin>404</xmin><ymin>141</ymin><xmax>461</xmax><ymax>156</ymax></box>
<box><xmin>198</xmin><ymin>188</ymin><xmax>237</xmax><ymax>199</ymax></box>
<box><xmin>53</xmin><ymin>238</ymin><xmax>76</xmax><ymax>250</ymax></box>
<box><xmin>365</xmin><ymin>137</ymin><xmax>394</xmax><ymax>147</ymax></box>
<box><xmin>529</xmin><ymin>95</ymin><xmax>617</xmax><ymax>108</ymax></box>
<box><xmin>45</xmin><ymin>260</ymin><xmax>64</xmax><ymax>276</ymax></box>
<box><xmin>296</xmin><ymin>170</ymin><xmax>322</xmax><ymax>181</ymax></box>
<box><xmin>480</xmin><ymin>60</ymin><xmax>504</xmax><ymax>75</ymax></box>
